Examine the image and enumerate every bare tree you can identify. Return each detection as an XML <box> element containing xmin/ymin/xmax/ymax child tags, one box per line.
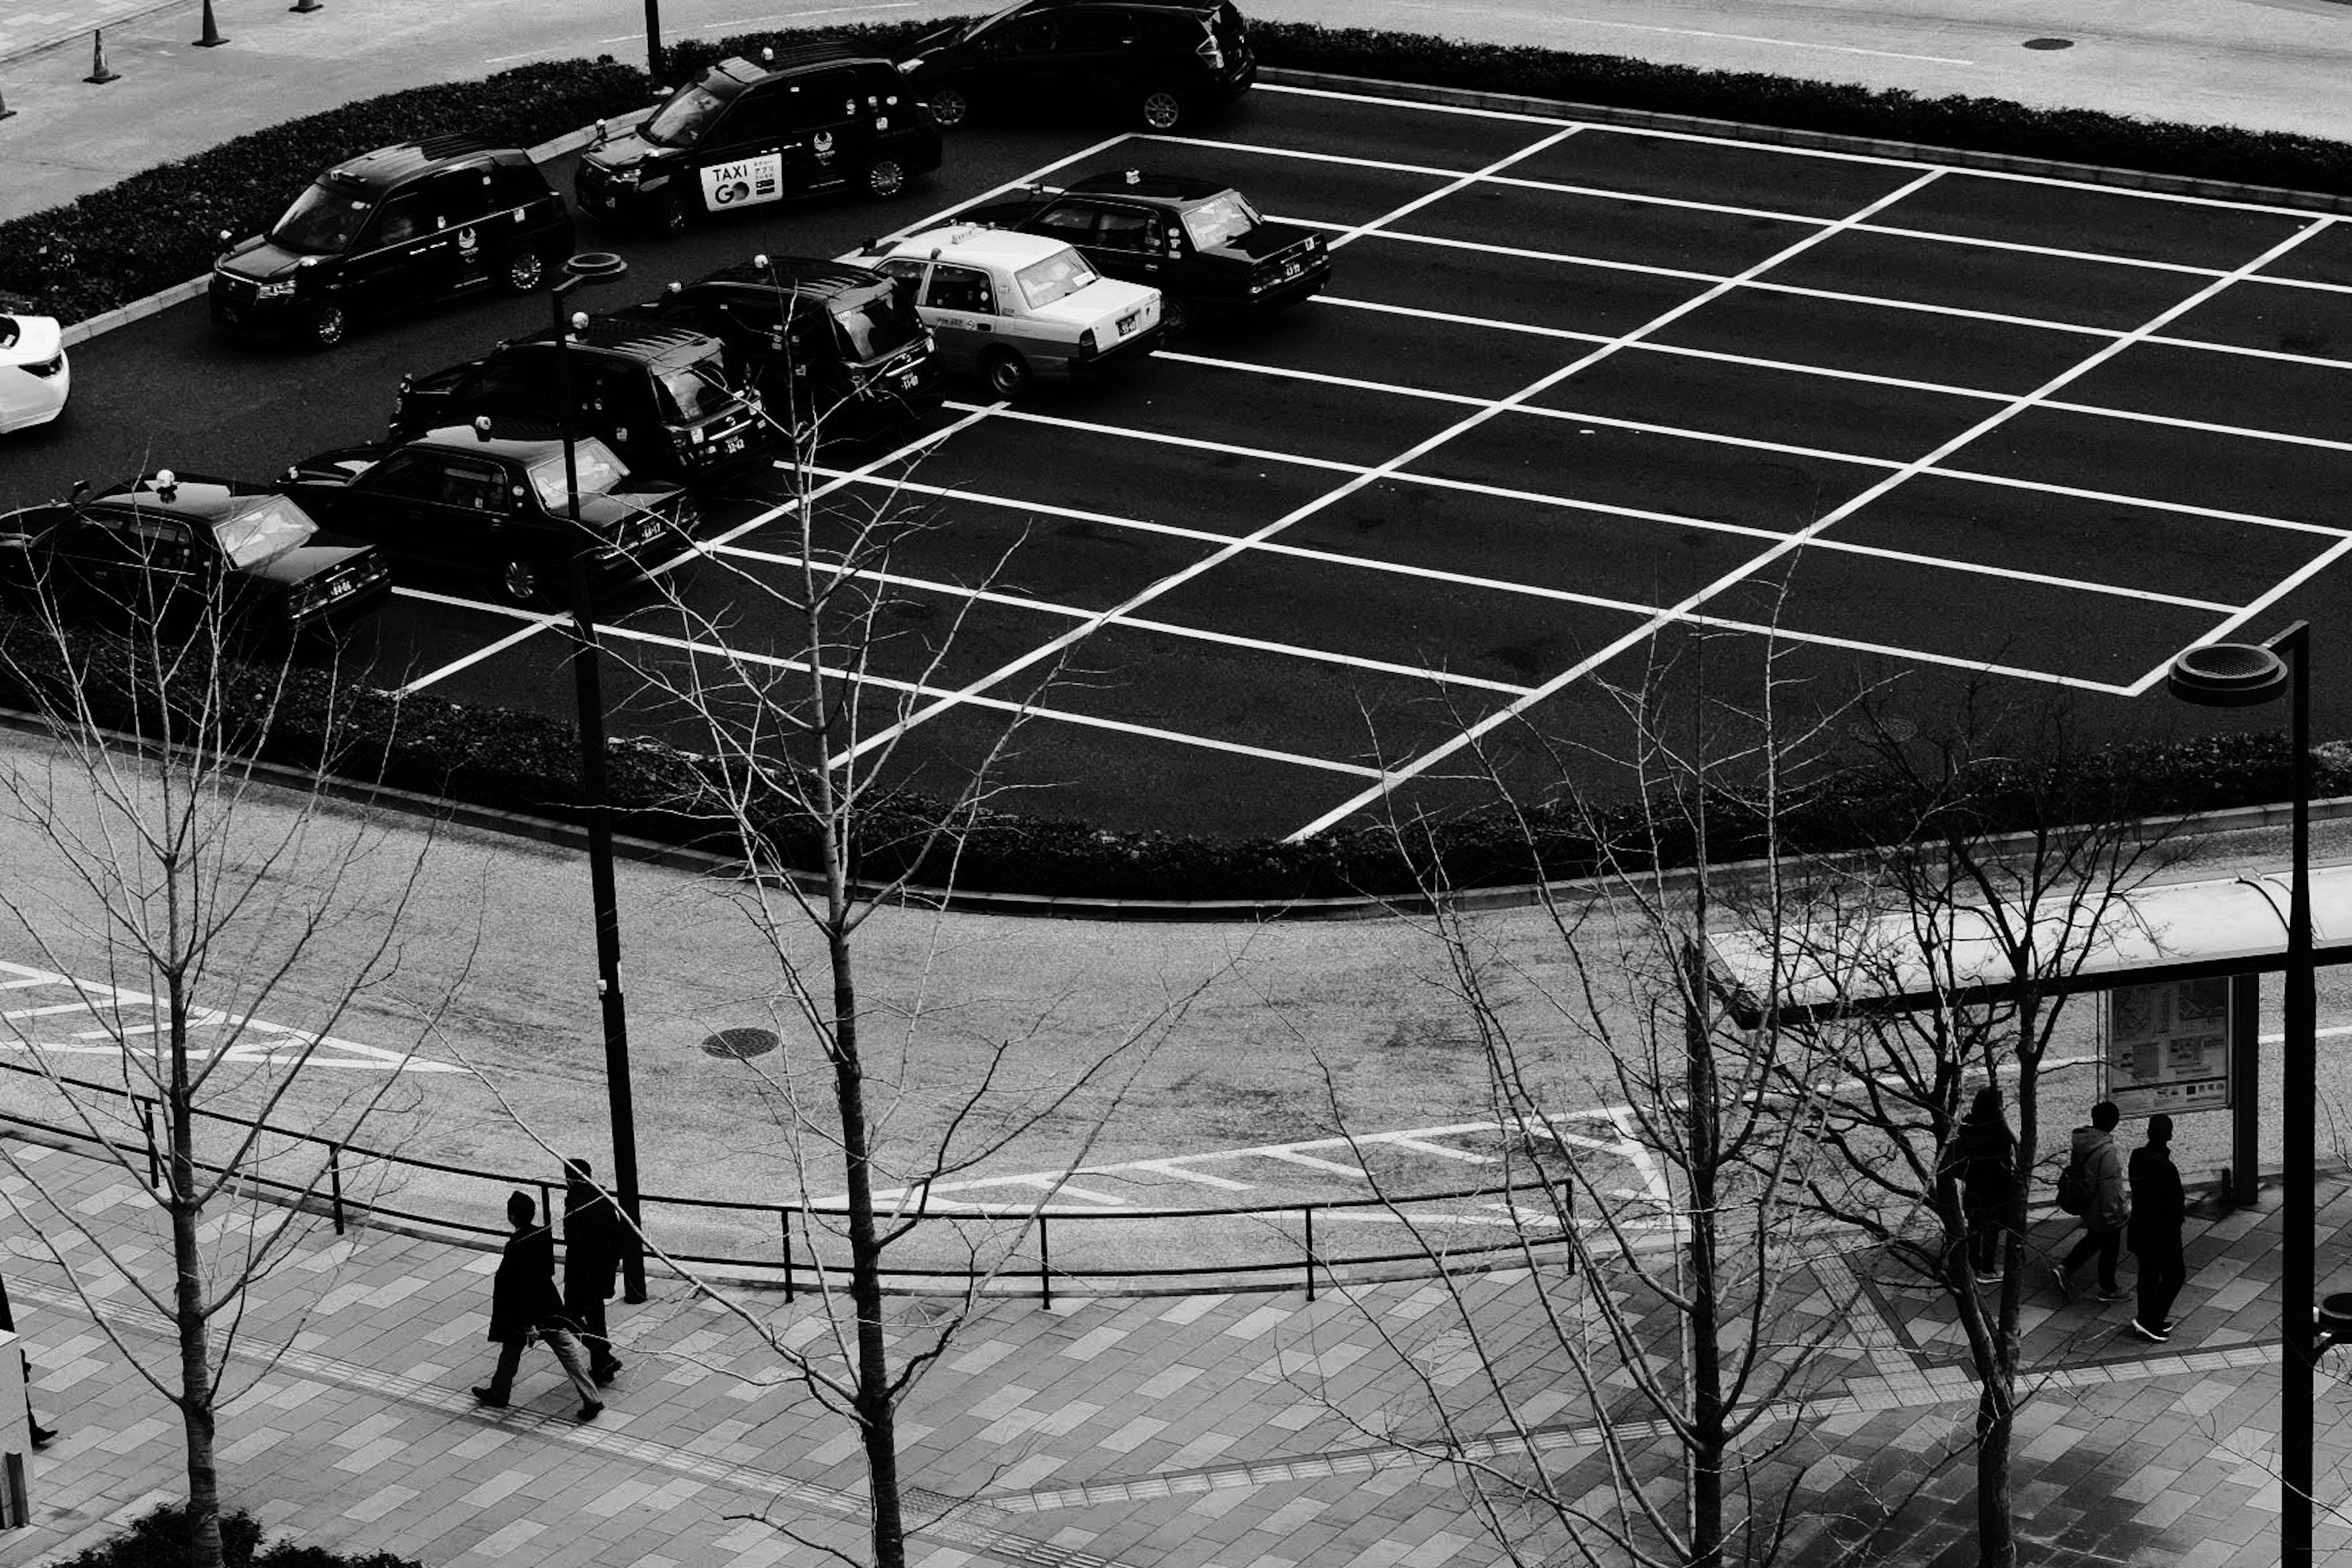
<box><xmin>1292</xmin><ymin>632</ymin><xmax>1922</xmax><ymax>1568</ymax></box>
<box><xmin>1745</xmin><ymin>695</ymin><xmax>2178</xmax><ymax>1568</ymax></box>
<box><xmin>570</xmin><ymin>359</ymin><xmax>1226</xmax><ymax>1567</ymax></box>
<box><xmin>0</xmin><ymin>558</ymin><xmax>447</xmax><ymax>1568</ymax></box>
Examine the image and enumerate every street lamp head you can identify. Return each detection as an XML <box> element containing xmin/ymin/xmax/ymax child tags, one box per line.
<box><xmin>2167</xmin><ymin>641</ymin><xmax>2290</xmax><ymax>709</ymax></box>
<box><xmin>570</xmin><ymin>310</ymin><xmax>590</xmax><ymax>334</ymax></box>
<box><xmin>562</xmin><ymin>251</ymin><xmax>628</xmax><ymax>284</ymax></box>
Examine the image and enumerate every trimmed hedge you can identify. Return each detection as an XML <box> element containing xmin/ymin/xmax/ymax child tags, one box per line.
<box><xmin>6</xmin><ymin>17</ymin><xmax>2351</xmax><ymax>325</ymax></box>
<box><xmin>59</xmin><ymin>1502</ymin><xmax>424</xmax><ymax>1568</ymax></box>
<box><xmin>6</xmin><ymin>614</ymin><xmax>2344</xmax><ymax>903</ymax></box>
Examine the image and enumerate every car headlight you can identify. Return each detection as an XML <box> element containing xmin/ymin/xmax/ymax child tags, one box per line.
<box><xmin>255</xmin><ymin>279</ymin><xmax>298</xmax><ymax>300</ymax></box>
<box><xmin>609</xmin><ymin>166</ymin><xmax>644</xmax><ymax>186</ymax></box>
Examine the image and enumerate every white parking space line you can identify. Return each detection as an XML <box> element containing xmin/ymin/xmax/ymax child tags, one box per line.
<box><xmin>1389</xmin><ymin>1137</ymin><xmax>1496</xmax><ymax>1163</ymax></box>
<box><xmin>594</xmin><ymin>617</ymin><xmax>1389</xmax><ymax>777</ymax></box>
<box><xmin>1255</xmin><ymin>1149</ymin><xmax>1371</xmax><ymax>1177</ymax></box>
<box><xmin>1125</xmin><ymin>1160</ymin><xmax>1252</xmax><ymax>1189</ymax></box>
<box><xmin>709</xmin><ymin>541</ymin><xmax>1542</xmax><ymax>694</ymax></box>
<box><xmin>1326</xmin><ymin>124</ymin><xmax>1585</xmax><ymax>250</ymax></box>
<box><xmin>2124</xmin><ymin>532</ymin><xmax>2352</xmax><ymax>698</ymax></box>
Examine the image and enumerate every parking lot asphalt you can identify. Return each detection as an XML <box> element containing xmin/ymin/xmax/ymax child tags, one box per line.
<box><xmin>12</xmin><ymin>81</ymin><xmax>2352</xmax><ymax>841</ymax></box>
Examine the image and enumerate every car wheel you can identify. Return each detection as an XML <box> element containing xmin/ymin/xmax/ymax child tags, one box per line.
<box><xmin>500</xmin><ymin>557</ymin><xmax>543</xmax><ymax>605</ymax></box>
<box><xmin>502</xmin><ymin>249</ymin><xmax>548</xmax><ymax>293</ymax></box>
<box><xmin>980</xmin><ymin>348</ymin><xmax>1031</xmax><ymax>400</ymax></box>
<box><xmin>660</xmin><ymin>191</ymin><xmax>693</xmax><ymax>238</ymax></box>
<box><xmin>929</xmin><ymin>86</ymin><xmax>970</xmax><ymax>129</ymax></box>
<box><xmin>863</xmin><ymin>156</ymin><xmax>908</xmax><ymax>200</ymax></box>
<box><xmin>303</xmin><ymin>301</ymin><xmax>347</xmax><ymax>351</ymax></box>
<box><xmin>1160</xmin><ymin>295</ymin><xmax>1191</xmax><ymax>340</ymax></box>
<box><xmin>1139</xmin><ymin>86</ymin><xmax>1185</xmax><ymax>132</ymax></box>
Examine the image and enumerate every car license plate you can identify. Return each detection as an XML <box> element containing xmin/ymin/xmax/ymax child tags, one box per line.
<box><xmin>722</xmin><ymin>434</ymin><xmax>745</xmax><ymax>454</ymax></box>
<box><xmin>328</xmin><ymin>578</ymin><xmax>352</xmax><ymax>600</ymax></box>
<box><xmin>899</xmin><ymin>372</ymin><xmax>919</xmax><ymax>391</ymax></box>
<box><xmin>1281</xmin><ymin>262</ymin><xmax>1302</xmax><ymax>281</ymax></box>
<box><xmin>1116</xmin><ymin>311</ymin><xmax>1139</xmax><ymax>337</ymax></box>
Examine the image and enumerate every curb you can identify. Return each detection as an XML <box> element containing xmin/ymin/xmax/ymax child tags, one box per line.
<box><xmin>1257</xmin><ymin>68</ymin><xmax>2352</xmax><ymax>217</ymax></box>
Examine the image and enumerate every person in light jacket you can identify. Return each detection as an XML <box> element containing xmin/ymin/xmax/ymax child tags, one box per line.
<box><xmin>2055</xmin><ymin>1100</ymin><xmax>2130</xmax><ymax>1302</ymax></box>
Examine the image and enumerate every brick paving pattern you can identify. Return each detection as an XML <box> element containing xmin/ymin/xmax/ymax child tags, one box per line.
<box><xmin>7</xmin><ymin>1136</ymin><xmax>2350</xmax><ymax>1566</ymax></box>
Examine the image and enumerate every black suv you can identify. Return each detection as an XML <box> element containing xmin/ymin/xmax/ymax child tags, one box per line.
<box><xmin>390</xmin><ymin>319</ymin><xmax>772</xmax><ymax>487</ymax></box>
<box><xmin>960</xmin><ymin>169</ymin><xmax>1327</xmax><ymax>336</ymax></box>
<box><xmin>210</xmin><ymin>137</ymin><xmax>575</xmax><ymax>350</ymax></box>
<box><xmin>578</xmin><ymin>43</ymin><xmax>941</xmax><ymax>235</ymax></box>
<box><xmin>623</xmin><ymin>258</ymin><xmax>942</xmax><ymax>441</ymax></box>
<box><xmin>899</xmin><ymin>0</ymin><xmax>1254</xmax><ymax>132</ymax></box>
<box><xmin>283</xmin><ymin>424</ymin><xmax>699</xmax><ymax>605</ymax></box>
<box><xmin>0</xmin><ymin>472</ymin><xmax>390</xmax><ymax>642</ymax></box>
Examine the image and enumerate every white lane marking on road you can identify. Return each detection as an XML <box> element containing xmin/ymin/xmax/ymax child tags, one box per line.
<box><xmin>1125</xmin><ymin>1161</ymin><xmax>1252</xmax><ymax>1189</ymax></box>
<box><xmin>1389</xmin><ymin>1138</ymin><xmax>1496</xmax><ymax>1163</ymax></box>
<box><xmin>0</xmin><ymin>962</ymin><xmax>464</xmax><ymax>1074</ymax></box>
<box><xmin>1290</xmin><ymin>206</ymin><xmax>2341</xmax><ymax>840</ymax></box>
<box><xmin>1255</xmin><ymin>1149</ymin><xmax>1371</xmax><ymax>1177</ymax></box>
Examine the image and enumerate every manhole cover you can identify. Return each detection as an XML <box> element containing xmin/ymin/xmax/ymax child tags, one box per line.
<box><xmin>2022</xmin><ymin>36</ymin><xmax>2074</xmax><ymax>49</ymax></box>
<box><xmin>701</xmin><ymin>1027</ymin><xmax>780</xmax><ymax>1060</ymax></box>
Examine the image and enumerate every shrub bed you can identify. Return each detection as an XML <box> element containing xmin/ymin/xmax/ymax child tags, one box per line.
<box><xmin>59</xmin><ymin>1501</ymin><xmax>424</xmax><ymax>1568</ymax></box>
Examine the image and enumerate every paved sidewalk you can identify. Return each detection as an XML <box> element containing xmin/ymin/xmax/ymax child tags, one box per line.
<box><xmin>7</xmin><ymin>1128</ymin><xmax>2349</xmax><ymax>1566</ymax></box>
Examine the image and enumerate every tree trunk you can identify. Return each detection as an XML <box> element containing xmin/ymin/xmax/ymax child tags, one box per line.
<box><xmin>1975</xmin><ymin>1379</ymin><xmax>2016</xmax><ymax>1568</ymax></box>
<box><xmin>1683</xmin><ymin>943</ymin><xmax>1724</xmax><ymax>1568</ymax></box>
<box><xmin>169</xmin><ymin>987</ymin><xmax>225</xmax><ymax>1568</ymax></box>
<box><xmin>828</xmin><ymin>923</ymin><xmax>906</xmax><ymax>1568</ymax></box>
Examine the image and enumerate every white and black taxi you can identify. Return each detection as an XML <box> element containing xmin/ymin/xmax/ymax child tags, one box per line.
<box><xmin>840</xmin><ymin>224</ymin><xmax>1161</xmax><ymax>398</ymax></box>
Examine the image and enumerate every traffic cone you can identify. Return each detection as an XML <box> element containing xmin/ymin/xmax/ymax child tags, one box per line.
<box><xmin>85</xmin><ymin>29</ymin><xmax>121</xmax><ymax>84</ymax></box>
<box><xmin>194</xmin><ymin>0</ymin><xmax>229</xmax><ymax>47</ymax></box>
<box><xmin>290</xmin><ymin>0</ymin><xmax>322</xmax><ymax>12</ymax></box>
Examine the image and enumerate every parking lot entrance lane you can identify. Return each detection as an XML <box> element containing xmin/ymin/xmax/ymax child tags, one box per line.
<box><xmin>1231</xmin><ymin>83</ymin><xmax>1590</xmax><ymax>172</ymax></box>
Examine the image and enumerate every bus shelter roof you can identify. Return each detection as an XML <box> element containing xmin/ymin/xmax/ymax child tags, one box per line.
<box><xmin>1706</xmin><ymin>862</ymin><xmax>2352</xmax><ymax>1022</ymax></box>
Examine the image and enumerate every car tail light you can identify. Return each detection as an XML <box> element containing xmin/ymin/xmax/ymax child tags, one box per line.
<box><xmin>23</xmin><ymin>355</ymin><xmax>62</xmax><ymax>379</ymax></box>
<box><xmin>1078</xmin><ymin>328</ymin><xmax>1098</xmax><ymax>360</ymax></box>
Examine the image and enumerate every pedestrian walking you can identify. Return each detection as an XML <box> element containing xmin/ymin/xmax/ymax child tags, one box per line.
<box><xmin>2127</xmin><ymin>1113</ymin><xmax>2189</xmax><ymax>1342</ymax></box>
<box><xmin>2054</xmin><ymin>1100</ymin><xmax>2131</xmax><ymax>1302</ymax></box>
<box><xmin>1939</xmin><ymin>1084</ymin><xmax>2017</xmax><ymax>1285</ymax></box>
<box><xmin>472</xmin><ymin>1191</ymin><xmax>603</xmax><ymax>1421</ymax></box>
<box><xmin>562</xmin><ymin>1157</ymin><xmax>624</xmax><ymax>1385</ymax></box>
<box><xmin>0</xmin><ymin>1261</ymin><xmax>56</xmax><ymax>1448</ymax></box>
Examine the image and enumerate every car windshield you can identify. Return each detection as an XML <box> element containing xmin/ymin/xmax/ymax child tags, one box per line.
<box><xmin>211</xmin><ymin>495</ymin><xmax>318</xmax><ymax>568</ymax></box>
<box><xmin>831</xmin><ymin>289</ymin><xmax>925</xmax><ymax>360</ymax></box>
<box><xmin>641</xmin><ymin>83</ymin><xmax>727</xmax><ymax>148</ymax></box>
<box><xmin>1180</xmin><ymin>190</ymin><xmax>1261</xmax><ymax>251</ymax></box>
<box><xmin>1015</xmin><ymin>247</ymin><xmax>1100</xmax><ymax>310</ymax></box>
<box><xmin>526</xmin><ymin>439</ymin><xmax>628</xmax><ymax>508</ymax></box>
<box><xmin>270</xmin><ymin>182</ymin><xmax>372</xmax><ymax>254</ymax></box>
<box><xmin>657</xmin><ymin>360</ymin><xmax>740</xmax><ymax>423</ymax></box>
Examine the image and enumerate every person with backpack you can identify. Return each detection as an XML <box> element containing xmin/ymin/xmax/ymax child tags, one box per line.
<box><xmin>1938</xmin><ymin>1084</ymin><xmax>2018</xmax><ymax>1285</ymax></box>
<box><xmin>2055</xmin><ymin>1100</ymin><xmax>2130</xmax><ymax>1302</ymax></box>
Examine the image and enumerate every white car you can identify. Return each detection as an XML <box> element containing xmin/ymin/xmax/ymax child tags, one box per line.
<box><xmin>0</xmin><ymin>314</ymin><xmax>69</xmax><ymax>434</ymax></box>
<box><xmin>841</xmin><ymin>224</ymin><xmax>1161</xmax><ymax>398</ymax></box>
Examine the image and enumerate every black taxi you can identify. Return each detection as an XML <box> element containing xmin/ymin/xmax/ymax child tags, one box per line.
<box><xmin>622</xmin><ymin>257</ymin><xmax>942</xmax><ymax>441</ymax></box>
<box><xmin>577</xmin><ymin>43</ymin><xmax>941</xmax><ymax>235</ymax></box>
<box><xmin>389</xmin><ymin>318</ymin><xmax>774</xmax><ymax>488</ymax></box>
<box><xmin>957</xmin><ymin>169</ymin><xmax>1327</xmax><ymax>336</ymax></box>
<box><xmin>209</xmin><ymin>137</ymin><xmax>575</xmax><ymax>350</ymax></box>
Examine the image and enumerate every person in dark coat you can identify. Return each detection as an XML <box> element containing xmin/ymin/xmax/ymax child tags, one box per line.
<box><xmin>1938</xmin><ymin>1085</ymin><xmax>2018</xmax><ymax>1285</ymax></box>
<box><xmin>472</xmin><ymin>1190</ymin><xmax>602</xmax><ymax>1420</ymax></box>
<box><xmin>2056</xmin><ymin>1100</ymin><xmax>2131</xmax><ymax>1302</ymax></box>
<box><xmin>2126</xmin><ymin>1113</ymin><xmax>2190</xmax><ymax>1343</ymax></box>
<box><xmin>562</xmin><ymin>1158</ymin><xmax>624</xmax><ymax>1385</ymax></box>
<box><xmin>0</xmin><ymin>1262</ymin><xmax>56</xmax><ymax>1447</ymax></box>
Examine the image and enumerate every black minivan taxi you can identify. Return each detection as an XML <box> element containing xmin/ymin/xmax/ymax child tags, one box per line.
<box><xmin>210</xmin><ymin>136</ymin><xmax>575</xmax><ymax>350</ymax></box>
<box><xmin>623</xmin><ymin>258</ymin><xmax>941</xmax><ymax>441</ymax></box>
<box><xmin>577</xmin><ymin>42</ymin><xmax>941</xmax><ymax>236</ymax></box>
<box><xmin>390</xmin><ymin>318</ymin><xmax>774</xmax><ymax>488</ymax></box>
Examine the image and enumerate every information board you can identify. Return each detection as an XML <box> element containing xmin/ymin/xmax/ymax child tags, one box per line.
<box><xmin>2103</xmin><ymin>976</ymin><xmax>2232</xmax><ymax>1117</ymax></box>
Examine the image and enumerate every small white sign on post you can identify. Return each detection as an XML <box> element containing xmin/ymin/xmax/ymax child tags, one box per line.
<box><xmin>2103</xmin><ymin>976</ymin><xmax>2233</xmax><ymax>1118</ymax></box>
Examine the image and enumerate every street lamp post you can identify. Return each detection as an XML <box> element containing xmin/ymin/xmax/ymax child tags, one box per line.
<box><xmin>643</xmin><ymin>0</ymin><xmax>662</xmax><ymax>78</ymax></box>
<box><xmin>2168</xmin><ymin>621</ymin><xmax>2313</xmax><ymax>1564</ymax></box>
<box><xmin>548</xmin><ymin>251</ymin><xmax>649</xmax><ymax>1304</ymax></box>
